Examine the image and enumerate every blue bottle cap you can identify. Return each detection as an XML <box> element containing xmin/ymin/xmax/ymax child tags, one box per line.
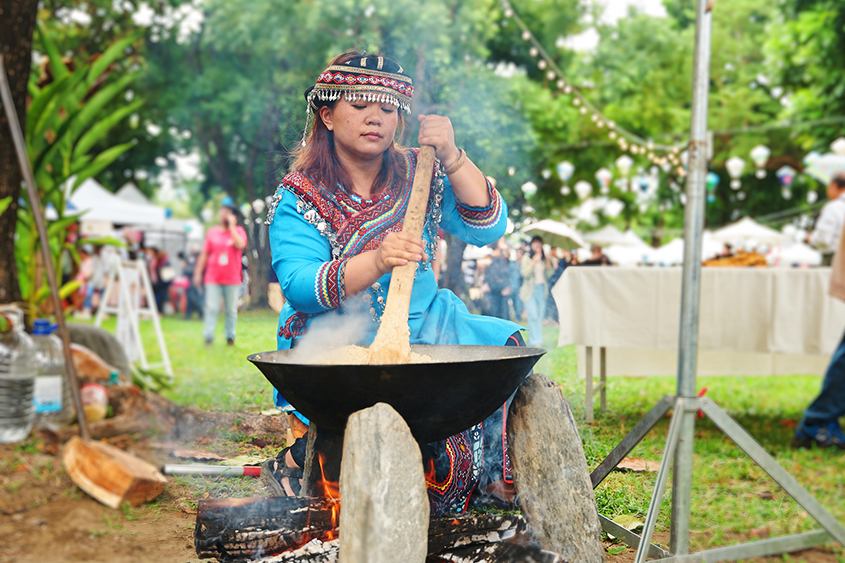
<box><xmin>32</xmin><ymin>319</ymin><xmax>53</xmax><ymax>335</ymax></box>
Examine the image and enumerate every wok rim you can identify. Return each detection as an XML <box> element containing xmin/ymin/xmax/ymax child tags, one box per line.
<box><xmin>247</xmin><ymin>344</ymin><xmax>546</xmax><ymax>368</ymax></box>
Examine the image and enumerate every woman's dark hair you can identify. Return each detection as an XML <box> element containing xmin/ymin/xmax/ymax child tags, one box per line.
<box><xmin>290</xmin><ymin>50</ymin><xmax>408</xmax><ymax>195</ymax></box>
<box><xmin>833</xmin><ymin>173</ymin><xmax>845</xmax><ymax>190</ymax></box>
<box><xmin>529</xmin><ymin>235</ymin><xmax>545</xmax><ymax>259</ymax></box>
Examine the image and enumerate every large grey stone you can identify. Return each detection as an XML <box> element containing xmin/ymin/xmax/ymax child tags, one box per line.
<box><xmin>508</xmin><ymin>373</ymin><xmax>606</xmax><ymax>563</ymax></box>
<box><xmin>339</xmin><ymin>402</ymin><xmax>428</xmax><ymax>563</ymax></box>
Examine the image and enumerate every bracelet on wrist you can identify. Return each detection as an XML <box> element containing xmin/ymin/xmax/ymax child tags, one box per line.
<box><xmin>443</xmin><ymin>148</ymin><xmax>466</xmax><ymax>176</ymax></box>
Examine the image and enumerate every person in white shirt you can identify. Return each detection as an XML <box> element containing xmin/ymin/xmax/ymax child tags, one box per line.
<box><xmin>794</xmin><ymin>173</ymin><xmax>845</xmax><ymax>449</ymax></box>
<box><xmin>809</xmin><ymin>173</ymin><xmax>845</xmax><ymax>266</ymax></box>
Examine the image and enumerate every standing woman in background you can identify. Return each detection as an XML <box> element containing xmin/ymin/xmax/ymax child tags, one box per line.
<box><xmin>194</xmin><ymin>198</ymin><xmax>247</xmax><ymax>346</ymax></box>
<box><xmin>520</xmin><ymin>236</ymin><xmax>552</xmax><ymax>347</ymax></box>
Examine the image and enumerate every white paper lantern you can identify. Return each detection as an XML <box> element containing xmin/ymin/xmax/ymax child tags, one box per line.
<box><xmin>574</xmin><ymin>180</ymin><xmax>592</xmax><ymax>201</ymax></box>
<box><xmin>615</xmin><ymin>155</ymin><xmax>634</xmax><ymax>177</ymax></box>
<box><xmin>725</xmin><ymin>156</ymin><xmax>746</xmax><ymax>190</ymax></box>
<box><xmin>560</xmin><ymin>185</ymin><xmax>571</xmax><ymax>196</ymax></box>
<box><xmin>521</xmin><ymin>181</ymin><xmax>538</xmax><ymax>197</ymax></box>
<box><xmin>556</xmin><ymin>160</ymin><xmax>575</xmax><ymax>183</ymax></box>
<box><xmin>807</xmin><ymin>191</ymin><xmax>819</xmax><ymax>204</ymax></box>
<box><xmin>830</xmin><ymin>137</ymin><xmax>845</xmax><ymax>156</ymax></box>
<box><xmin>750</xmin><ymin>145</ymin><xmax>771</xmax><ymax>178</ymax></box>
<box><xmin>252</xmin><ymin>198</ymin><xmax>266</xmax><ymax>215</ymax></box>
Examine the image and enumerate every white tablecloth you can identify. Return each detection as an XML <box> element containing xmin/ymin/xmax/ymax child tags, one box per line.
<box><xmin>552</xmin><ymin>267</ymin><xmax>845</xmax><ymax>376</ymax></box>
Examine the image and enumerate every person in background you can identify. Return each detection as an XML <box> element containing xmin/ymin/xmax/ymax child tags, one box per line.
<box><xmin>181</xmin><ymin>244</ymin><xmax>204</xmax><ymax>319</ymax></box>
<box><xmin>580</xmin><ymin>244</ymin><xmax>612</xmax><ymax>266</ymax></box>
<box><xmin>509</xmin><ymin>245</ymin><xmax>525</xmax><ymax>320</ymax></box>
<box><xmin>194</xmin><ymin>198</ymin><xmax>247</xmax><ymax>346</ymax></box>
<box><xmin>546</xmin><ymin>248</ymin><xmax>570</xmax><ymax>323</ymax></box>
<box><xmin>793</xmin><ymin>173</ymin><xmax>845</xmax><ymax>449</ymax></box>
<box><xmin>146</xmin><ymin>247</ymin><xmax>174</xmax><ymax>311</ymax></box>
<box><xmin>809</xmin><ymin>173</ymin><xmax>845</xmax><ymax>266</ymax></box>
<box><xmin>484</xmin><ymin>237</ymin><xmax>512</xmax><ymax>320</ymax></box>
<box><xmin>520</xmin><ymin>236</ymin><xmax>552</xmax><ymax>346</ymax></box>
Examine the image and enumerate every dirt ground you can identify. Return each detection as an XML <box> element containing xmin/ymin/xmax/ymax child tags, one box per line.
<box><xmin>1</xmin><ymin>427</ymin><xmax>841</xmax><ymax>563</ymax></box>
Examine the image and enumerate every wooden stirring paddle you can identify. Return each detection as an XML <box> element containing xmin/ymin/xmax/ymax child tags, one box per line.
<box><xmin>368</xmin><ymin>146</ymin><xmax>436</xmax><ymax>364</ymax></box>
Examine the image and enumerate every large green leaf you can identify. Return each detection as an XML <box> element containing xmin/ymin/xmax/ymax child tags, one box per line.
<box><xmin>36</xmin><ymin>22</ymin><xmax>68</xmax><ymax>81</ymax></box>
<box><xmin>28</xmin><ymin>71</ymin><xmax>87</xmax><ymax>152</ymax></box>
<box><xmin>0</xmin><ymin>197</ymin><xmax>11</xmax><ymax>218</ymax></box>
<box><xmin>87</xmin><ymin>31</ymin><xmax>144</xmax><ymax>86</ymax></box>
<box><xmin>46</xmin><ymin>213</ymin><xmax>85</xmax><ymax>237</ymax></box>
<box><xmin>69</xmin><ymin>73</ymin><xmax>138</xmax><ymax>138</ymax></box>
<box><xmin>71</xmin><ymin>141</ymin><xmax>136</xmax><ymax>189</ymax></box>
<box><xmin>73</xmin><ymin>99</ymin><xmax>144</xmax><ymax>159</ymax></box>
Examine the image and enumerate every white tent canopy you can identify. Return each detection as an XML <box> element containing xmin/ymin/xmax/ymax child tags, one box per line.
<box><xmin>70</xmin><ymin>178</ymin><xmax>167</xmax><ymax>225</ymax></box>
<box><xmin>115</xmin><ymin>182</ymin><xmax>154</xmax><ymax>206</ymax></box>
<box><xmin>774</xmin><ymin>242</ymin><xmax>823</xmax><ymax>267</ymax></box>
<box><xmin>583</xmin><ymin>224</ymin><xmax>631</xmax><ymax>247</ymax></box>
<box><xmin>710</xmin><ymin>216</ymin><xmax>785</xmax><ymax>247</ymax></box>
<box><xmin>646</xmin><ymin>233</ymin><xmax>722</xmax><ymax>265</ymax></box>
<box><xmin>622</xmin><ymin>229</ymin><xmax>650</xmax><ymax>248</ymax></box>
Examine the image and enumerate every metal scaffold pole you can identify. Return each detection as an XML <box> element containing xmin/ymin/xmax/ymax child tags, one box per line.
<box><xmin>669</xmin><ymin>0</ymin><xmax>712</xmax><ymax>554</ymax></box>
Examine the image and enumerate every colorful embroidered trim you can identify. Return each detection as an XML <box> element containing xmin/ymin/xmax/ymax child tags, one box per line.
<box><xmin>314</xmin><ymin>260</ymin><xmax>347</xmax><ymax>310</ymax></box>
<box><xmin>455</xmin><ymin>180</ymin><xmax>503</xmax><ymax>229</ymax></box>
<box><xmin>279</xmin><ymin>312</ymin><xmax>311</xmax><ymax>340</ymax></box>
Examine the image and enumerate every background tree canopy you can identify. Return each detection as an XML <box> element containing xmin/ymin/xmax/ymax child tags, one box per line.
<box><xmin>25</xmin><ymin>0</ymin><xmax>845</xmax><ymax>239</ymax></box>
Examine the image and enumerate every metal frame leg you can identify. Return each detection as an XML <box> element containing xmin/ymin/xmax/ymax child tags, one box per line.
<box><xmin>635</xmin><ymin>397</ymin><xmax>687</xmax><ymax>563</ymax></box>
<box><xmin>591</xmin><ymin>395</ymin><xmax>675</xmax><ymax>488</ymax></box>
<box><xmin>600</xmin><ymin>347</ymin><xmax>607</xmax><ymax>413</ymax></box>
<box><xmin>586</xmin><ymin>345</ymin><xmax>594</xmax><ymax>424</ymax></box>
<box><xmin>699</xmin><ymin>398</ymin><xmax>845</xmax><ymax>545</ymax></box>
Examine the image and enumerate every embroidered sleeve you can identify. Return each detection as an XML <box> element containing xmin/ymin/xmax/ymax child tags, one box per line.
<box><xmin>314</xmin><ymin>259</ymin><xmax>347</xmax><ymax>310</ymax></box>
<box><xmin>454</xmin><ymin>178</ymin><xmax>504</xmax><ymax>229</ymax></box>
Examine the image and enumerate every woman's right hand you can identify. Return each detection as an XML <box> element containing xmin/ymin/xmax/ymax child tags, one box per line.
<box><xmin>375</xmin><ymin>232</ymin><xmax>425</xmax><ymax>274</ymax></box>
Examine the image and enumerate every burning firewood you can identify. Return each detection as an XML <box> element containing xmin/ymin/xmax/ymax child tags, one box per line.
<box><xmin>194</xmin><ymin>496</ymin><xmax>339</xmax><ymax>561</ymax></box>
<box><xmin>428</xmin><ymin>542</ymin><xmax>566</xmax><ymax>563</ymax></box>
<box><xmin>195</xmin><ymin>498</ymin><xmax>549</xmax><ymax>563</ymax></box>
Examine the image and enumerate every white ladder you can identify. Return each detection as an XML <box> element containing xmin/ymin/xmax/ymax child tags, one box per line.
<box><xmin>94</xmin><ymin>258</ymin><xmax>173</xmax><ymax>377</ymax></box>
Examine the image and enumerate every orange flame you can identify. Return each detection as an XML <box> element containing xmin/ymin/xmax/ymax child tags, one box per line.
<box><xmin>424</xmin><ymin>458</ymin><xmax>436</xmax><ymax>487</ymax></box>
<box><xmin>317</xmin><ymin>453</ymin><xmax>340</xmax><ymax>540</ymax></box>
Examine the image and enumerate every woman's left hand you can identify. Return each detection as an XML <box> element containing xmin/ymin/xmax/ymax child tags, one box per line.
<box><xmin>418</xmin><ymin>114</ymin><xmax>461</xmax><ymax>169</ymax></box>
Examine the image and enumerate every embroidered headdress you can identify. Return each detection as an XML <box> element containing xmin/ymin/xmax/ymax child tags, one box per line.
<box><xmin>301</xmin><ymin>54</ymin><xmax>413</xmax><ymax>145</ymax></box>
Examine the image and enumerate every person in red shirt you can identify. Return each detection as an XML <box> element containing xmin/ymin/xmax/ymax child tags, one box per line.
<box><xmin>193</xmin><ymin>199</ymin><xmax>247</xmax><ymax>346</ymax></box>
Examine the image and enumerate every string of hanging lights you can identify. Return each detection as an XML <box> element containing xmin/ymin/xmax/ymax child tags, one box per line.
<box><xmin>498</xmin><ymin>0</ymin><xmax>688</xmax><ymax>175</ymax></box>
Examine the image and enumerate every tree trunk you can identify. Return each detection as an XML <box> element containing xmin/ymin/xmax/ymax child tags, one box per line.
<box><xmin>441</xmin><ymin>231</ymin><xmax>466</xmax><ymax>297</ymax></box>
<box><xmin>0</xmin><ymin>0</ymin><xmax>38</xmax><ymax>304</ymax></box>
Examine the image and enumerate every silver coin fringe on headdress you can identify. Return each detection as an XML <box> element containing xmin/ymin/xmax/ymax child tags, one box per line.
<box><xmin>301</xmin><ymin>56</ymin><xmax>414</xmax><ymax>147</ymax></box>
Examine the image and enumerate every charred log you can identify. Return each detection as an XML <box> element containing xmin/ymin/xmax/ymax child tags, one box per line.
<box><xmin>427</xmin><ymin>514</ymin><xmax>528</xmax><ymax>553</ymax></box>
<box><xmin>428</xmin><ymin>541</ymin><xmax>566</xmax><ymax>563</ymax></box>
<box><xmin>195</xmin><ymin>496</ymin><xmax>338</xmax><ymax>562</ymax></box>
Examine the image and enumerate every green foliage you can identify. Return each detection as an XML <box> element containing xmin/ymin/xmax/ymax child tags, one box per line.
<box><xmin>17</xmin><ymin>24</ymin><xmax>139</xmax><ymax>318</ymax></box>
<box><xmin>766</xmin><ymin>0</ymin><xmax>845</xmax><ymax>149</ymax></box>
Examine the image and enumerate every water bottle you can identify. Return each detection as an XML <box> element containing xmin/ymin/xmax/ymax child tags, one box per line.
<box><xmin>32</xmin><ymin>319</ymin><xmax>75</xmax><ymax>427</ymax></box>
<box><xmin>0</xmin><ymin>305</ymin><xmax>37</xmax><ymax>443</ymax></box>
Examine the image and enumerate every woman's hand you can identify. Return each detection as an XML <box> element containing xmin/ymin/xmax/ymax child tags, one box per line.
<box><xmin>418</xmin><ymin>114</ymin><xmax>461</xmax><ymax>169</ymax></box>
<box><xmin>374</xmin><ymin>232</ymin><xmax>426</xmax><ymax>274</ymax></box>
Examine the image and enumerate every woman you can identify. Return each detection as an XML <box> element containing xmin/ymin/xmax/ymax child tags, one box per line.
<box><xmin>520</xmin><ymin>236</ymin><xmax>553</xmax><ymax>346</ymax></box>
<box><xmin>264</xmin><ymin>51</ymin><xmax>523</xmax><ymax>515</ymax></box>
<box><xmin>193</xmin><ymin>200</ymin><xmax>247</xmax><ymax>346</ymax></box>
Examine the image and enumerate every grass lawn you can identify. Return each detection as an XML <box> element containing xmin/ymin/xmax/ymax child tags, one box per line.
<box><xmin>108</xmin><ymin>310</ymin><xmax>844</xmax><ymax>556</ymax></box>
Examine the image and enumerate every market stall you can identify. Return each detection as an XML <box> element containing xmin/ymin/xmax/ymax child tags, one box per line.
<box><xmin>552</xmin><ymin>266</ymin><xmax>845</xmax><ymax>420</ymax></box>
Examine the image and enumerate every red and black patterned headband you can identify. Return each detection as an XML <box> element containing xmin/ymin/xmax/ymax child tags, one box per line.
<box><xmin>306</xmin><ymin>55</ymin><xmax>414</xmax><ymax>114</ymax></box>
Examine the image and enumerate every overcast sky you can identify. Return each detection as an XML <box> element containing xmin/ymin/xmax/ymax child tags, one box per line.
<box><xmin>565</xmin><ymin>0</ymin><xmax>668</xmax><ymax>51</ymax></box>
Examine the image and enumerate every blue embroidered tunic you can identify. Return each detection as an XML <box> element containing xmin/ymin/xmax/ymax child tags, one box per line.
<box><xmin>266</xmin><ymin>148</ymin><xmax>522</xmax><ymax>515</ymax></box>
<box><xmin>267</xmin><ymin>149</ymin><xmax>519</xmax><ymax>352</ymax></box>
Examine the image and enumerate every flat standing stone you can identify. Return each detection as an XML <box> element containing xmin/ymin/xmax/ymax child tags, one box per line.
<box><xmin>339</xmin><ymin>403</ymin><xmax>428</xmax><ymax>563</ymax></box>
<box><xmin>508</xmin><ymin>374</ymin><xmax>606</xmax><ymax>563</ymax></box>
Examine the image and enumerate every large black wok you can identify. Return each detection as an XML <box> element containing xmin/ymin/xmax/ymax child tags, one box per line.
<box><xmin>248</xmin><ymin>345</ymin><xmax>545</xmax><ymax>443</ymax></box>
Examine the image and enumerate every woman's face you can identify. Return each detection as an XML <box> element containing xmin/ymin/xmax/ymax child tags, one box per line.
<box><xmin>531</xmin><ymin>240</ymin><xmax>543</xmax><ymax>254</ymax></box>
<box><xmin>219</xmin><ymin>208</ymin><xmax>232</xmax><ymax>225</ymax></box>
<box><xmin>320</xmin><ymin>98</ymin><xmax>399</xmax><ymax>161</ymax></box>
